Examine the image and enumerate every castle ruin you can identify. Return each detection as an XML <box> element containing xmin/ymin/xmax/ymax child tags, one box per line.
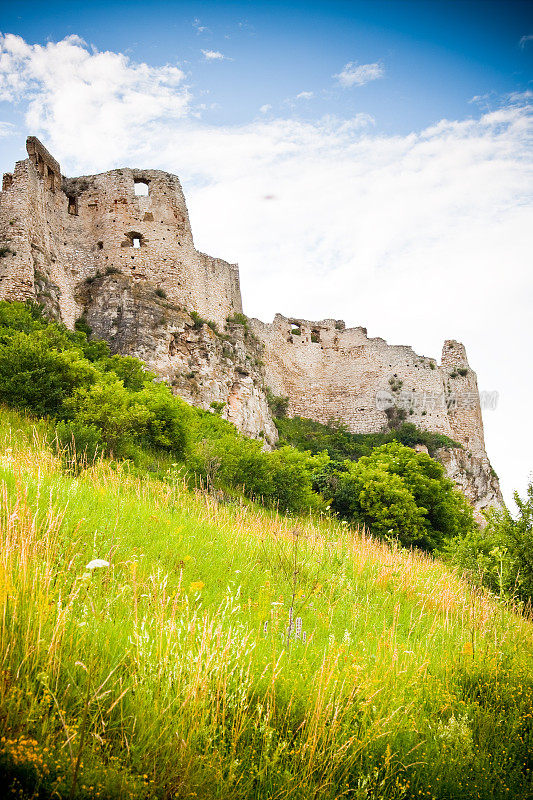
<box><xmin>0</xmin><ymin>137</ymin><xmax>502</xmax><ymax>515</ymax></box>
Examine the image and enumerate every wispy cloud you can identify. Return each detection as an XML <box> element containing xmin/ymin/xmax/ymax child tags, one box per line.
<box><xmin>201</xmin><ymin>49</ymin><xmax>231</xmax><ymax>62</ymax></box>
<box><xmin>295</xmin><ymin>91</ymin><xmax>314</xmax><ymax>100</ymax></box>
<box><xmin>193</xmin><ymin>18</ymin><xmax>210</xmax><ymax>35</ymax></box>
<box><xmin>333</xmin><ymin>61</ymin><xmax>384</xmax><ymax>88</ymax></box>
<box><xmin>259</xmin><ymin>104</ymin><xmax>272</xmax><ymax>114</ymax></box>
<box><xmin>519</xmin><ymin>34</ymin><xmax>533</xmax><ymax>48</ymax></box>
<box><xmin>0</xmin><ymin>33</ymin><xmax>190</xmax><ymax>164</ymax></box>
<box><xmin>0</xmin><ymin>121</ymin><xmax>16</xmax><ymax>137</ymax></box>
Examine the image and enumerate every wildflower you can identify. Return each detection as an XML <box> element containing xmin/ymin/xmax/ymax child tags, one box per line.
<box><xmin>85</xmin><ymin>559</ymin><xmax>110</xmax><ymax>570</ymax></box>
<box><xmin>462</xmin><ymin>641</ymin><xmax>474</xmax><ymax>656</ymax></box>
<box><xmin>295</xmin><ymin>617</ymin><xmax>302</xmax><ymax>639</ymax></box>
<box><xmin>263</xmin><ymin>620</ymin><xmax>268</xmax><ymax>635</ymax></box>
<box><xmin>189</xmin><ymin>580</ymin><xmax>205</xmax><ymax>592</ymax></box>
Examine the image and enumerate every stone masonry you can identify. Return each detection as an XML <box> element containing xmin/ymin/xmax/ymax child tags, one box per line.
<box><xmin>0</xmin><ymin>137</ymin><xmax>502</xmax><ymax>515</ymax></box>
<box><xmin>251</xmin><ymin>314</ymin><xmax>502</xmax><ymax>516</ymax></box>
<box><xmin>0</xmin><ymin>137</ymin><xmax>241</xmax><ymax>329</ymax></box>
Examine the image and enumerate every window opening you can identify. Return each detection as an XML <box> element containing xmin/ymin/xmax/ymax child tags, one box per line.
<box><xmin>67</xmin><ymin>195</ymin><xmax>78</xmax><ymax>216</ymax></box>
<box><xmin>134</xmin><ymin>180</ymin><xmax>149</xmax><ymax>197</ymax></box>
<box><xmin>132</xmin><ymin>237</ymin><xmax>141</xmax><ymax>249</ymax></box>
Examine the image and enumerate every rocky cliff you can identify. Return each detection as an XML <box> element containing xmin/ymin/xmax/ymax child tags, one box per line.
<box><xmin>77</xmin><ymin>272</ymin><xmax>277</xmax><ymax>445</ymax></box>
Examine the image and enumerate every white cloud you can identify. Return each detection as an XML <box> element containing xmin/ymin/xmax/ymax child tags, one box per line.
<box><xmin>259</xmin><ymin>104</ymin><xmax>272</xmax><ymax>114</ymax></box>
<box><xmin>0</xmin><ymin>33</ymin><xmax>190</xmax><ymax>167</ymax></box>
<box><xmin>334</xmin><ymin>61</ymin><xmax>384</xmax><ymax>88</ymax></box>
<box><xmin>202</xmin><ymin>49</ymin><xmax>230</xmax><ymax>61</ymax></box>
<box><xmin>0</xmin><ymin>121</ymin><xmax>16</xmax><ymax>137</ymax></box>
<box><xmin>0</xmin><ymin>34</ymin><xmax>531</xmax><ymax>506</ymax></box>
<box><xmin>519</xmin><ymin>34</ymin><xmax>533</xmax><ymax>48</ymax></box>
<box><xmin>295</xmin><ymin>91</ymin><xmax>314</xmax><ymax>100</ymax></box>
<box><xmin>193</xmin><ymin>18</ymin><xmax>209</xmax><ymax>35</ymax></box>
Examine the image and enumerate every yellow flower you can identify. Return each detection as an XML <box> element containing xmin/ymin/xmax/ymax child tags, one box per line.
<box><xmin>189</xmin><ymin>580</ymin><xmax>205</xmax><ymax>592</ymax></box>
<box><xmin>462</xmin><ymin>641</ymin><xmax>473</xmax><ymax>656</ymax></box>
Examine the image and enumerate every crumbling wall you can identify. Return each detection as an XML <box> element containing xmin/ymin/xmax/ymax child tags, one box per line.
<box><xmin>251</xmin><ymin>313</ymin><xmax>502</xmax><ymax>512</ymax></box>
<box><xmin>0</xmin><ymin>137</ymin><xmax>242</xmax><ymax>329</ymax></box>
<box><xmin>251</xmin><ymin>315</ymin><xmax>469</xmax><ymax>441</ymax></box>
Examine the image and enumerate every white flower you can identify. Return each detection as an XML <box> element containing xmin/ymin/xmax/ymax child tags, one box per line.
<box><xmin>85</xmin><ymin>559</ymin><xmax>110</xmax><ymax>570</ymax></box>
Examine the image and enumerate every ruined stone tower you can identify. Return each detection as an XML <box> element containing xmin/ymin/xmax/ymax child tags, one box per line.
<box><xmin>0</xmin><ymin>136</ymin><xmax>502</xmax><ymax>515</ymax></box>
<box><xmin>0</xmin><ymin>137</ymin><xmax>242</xmax><ymax>329</ymax></box>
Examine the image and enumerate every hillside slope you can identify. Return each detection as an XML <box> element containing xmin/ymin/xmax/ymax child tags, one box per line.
<box><xmin>0</xmin><ymin>408</ymin><xmax>531</xmax><ymax>800</ymax></box>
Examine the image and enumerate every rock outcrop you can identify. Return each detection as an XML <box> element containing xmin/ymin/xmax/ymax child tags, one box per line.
<box><xmin>78</xmin><ymin>273</ymin><xmax>277</xmax><ymax>445</ymax></box>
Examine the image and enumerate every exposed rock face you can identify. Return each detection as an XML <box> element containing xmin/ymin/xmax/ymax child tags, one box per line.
<box><xmin>436</xmin><ymin>447</ymin><xmax>503</xmax><ymax>521</ymax></box>
<box><xmin>0</xmin><ymin>136</ymin><xmax>503</xmax><ymax>513</ymax></box>
<box><xmin>79</xmin><ymin>273</ymin><xmax>277</xmax><ymax>446</ymax></box>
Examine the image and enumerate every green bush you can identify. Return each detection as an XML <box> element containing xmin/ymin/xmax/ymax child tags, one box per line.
<box><xmin>447</xmin><ymin>482</ymin><xmax>533</xmax><ymax>603</ymax></box>
<box><xmin>226</xmin><ymin>313</ymin><xmax>248</xmax><ymax>328</ymax></box>
<box><xmin>0</xmin><ymin>331</ymin><xmax>97</xmax><ymax>416</ymax></box>
<box><xmin>276</xmin><ymin>416</ymin><xmax>461</xmax><ymax>460</ymax></box>
<box><xmin>266</xmin><ymin>389</ymin><xmax>289</xmax><ymax>418</ymax></box>
<box><xmin>266</xmin><ymin>446</ymin><xmax>326</xmax><ymax>512</ymax></box>
<box><xmin>74</xmin><ymin>316</ymin><xmax>92</xmax><ymax>337</ymax></box>
<box><xmin>103</xmin><ymin>354</ymin><xmax>153</xmax><ymax>391</ymax></box>
<box><xmin>136</xmin><ymin>382</ymin><xmax>190</xmax><ymax>457</ymax></box>
<box><xmin>331</xmin><ymin>442</ymin><xmax>475</xmax><ymax>550</ymax></box>
<box><xmin>62</xmin><ymin>377</ymin><xmax>151</xmax><ymax>458</ymax></box>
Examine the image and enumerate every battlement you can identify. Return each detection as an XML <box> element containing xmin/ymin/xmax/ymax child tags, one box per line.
<box><xmin>252</xmin><ymin>313</ymin><xmax>488</xmax><ymax>460</ymax></box>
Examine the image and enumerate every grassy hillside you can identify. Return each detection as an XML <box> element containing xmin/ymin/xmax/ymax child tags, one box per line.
<box><xmin>0</xmin><ymin>407</ymin><xmax>532</xmax><ymax>800</ymax></box>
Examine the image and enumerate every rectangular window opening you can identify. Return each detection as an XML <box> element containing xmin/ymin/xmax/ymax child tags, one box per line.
<box><xmin>134</xmin><ymin>181</ymin><xmax>149</xmax><ymax>197</ymax></box>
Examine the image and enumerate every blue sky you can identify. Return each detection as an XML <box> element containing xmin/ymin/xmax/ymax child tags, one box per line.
<box><xmin>0</xmin><ymin>0</ymin><xmax>532</xmax><ymax>503</ymax></box>
<box><xmin>1</xmin><ymin>0</ymin><xmax>532</xmax><ymax>150</ymax></box>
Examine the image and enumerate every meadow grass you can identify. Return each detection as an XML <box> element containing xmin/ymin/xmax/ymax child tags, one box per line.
<box><xmin>0</xmin><ymin>407</ymin><xmax>532</xmax><ymax>799</ymax></box>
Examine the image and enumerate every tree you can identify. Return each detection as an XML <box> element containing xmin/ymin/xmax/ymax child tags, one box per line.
<box><xmin>62</xmin><ymin>377</ymin><xmax>151</xmax><ymax>457</ymax></box>
<box><xmin>331</xmin><ymin>442</ymin><xmax>474</xmax><ymax>550</ymax></box>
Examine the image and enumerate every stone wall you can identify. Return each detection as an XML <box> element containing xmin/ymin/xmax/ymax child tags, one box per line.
<box><xmin>251</xmin><ymin>314</ymin><xmax>502</xmax><ymax>514</ymax></box>
<box><xmin>0</xmin><ymin>137</ymin><xmax>242</xmax><ymax>329</ymax></box>
<box><xmin>251</xmin><ymin>314</ymin><xmax>485</xmax><ymax>453</ymax></box>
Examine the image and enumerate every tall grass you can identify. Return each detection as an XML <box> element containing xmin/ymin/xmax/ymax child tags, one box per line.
<box><xmin>0</xmin><ymin>407</ymin><xmax>532</xmax><ymax>799</ymax></box>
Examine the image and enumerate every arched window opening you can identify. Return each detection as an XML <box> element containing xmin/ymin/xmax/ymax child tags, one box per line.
<box><xmin>134</xmin><ymin>180</ymin><xmax>149</xmax><ymax>197</ymax></box>
<box><xmin>132</xmin><ymin>237</ymin><xmax>141</xmax><ymax>249</ymax></box>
